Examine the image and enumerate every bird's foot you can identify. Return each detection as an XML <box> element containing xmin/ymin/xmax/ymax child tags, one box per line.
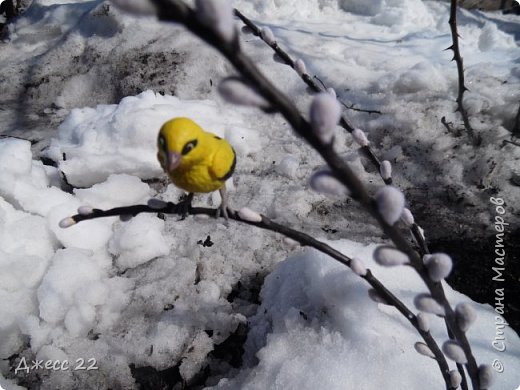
<box><xmin>176</xmin><ymin>193</ymin><xmax>194</xmax><ymax>220</ymax></box>
<box><xmin>216</xmin><ymin>205</ymin><xmax>232</xmax><ymax>220</ymax></box>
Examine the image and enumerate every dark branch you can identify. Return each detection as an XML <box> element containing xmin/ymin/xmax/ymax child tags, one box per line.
<box><xmin>503</xmin><ymin>139</ymin><xmax>520</xmax><ymax>147</ymax></box>
<box><xmin>141</xmin><ymin>1</ymin><xmax>478</xmax><ymax>387</ymax></box>
<box><xmin>235</xmin><ymin>11</ymin><xmax>392</xmax><ymax>185</ymax></box>
<box><xmin>62</xmin><ymin>199</ymin><xmax>448</xmax><ymax>386</ymax></box>
<box><xmin>512</xmin><ymin>102</ymin><xmax>520</xmax><ymax>137</ymax></box>
<box><xmin>236</xmin><ymin>11</ymin><xmax>454</xmax><ymax>263</ymax></box>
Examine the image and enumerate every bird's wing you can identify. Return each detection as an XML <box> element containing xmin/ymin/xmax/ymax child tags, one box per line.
<box><xmin>210</xmin><ymin>141</ymin><xmax>236</xmax><ymax>182</ymax></box>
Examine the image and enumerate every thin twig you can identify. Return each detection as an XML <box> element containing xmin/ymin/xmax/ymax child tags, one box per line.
<box><xmin>313</xmin><ymin>75</ymin><xmax>382</xmax><ymax>115</ymax></box>
<box><xmin>512</xmin><ymin>102</ymin><xmax>520</xmax><ymax>137</ymax></box>
<box><xmin>441</xmin><ymin>116</ymin><xmax>457</xmax><ymax>135</ymax></box>
<box><xmin>149</xmin><ymin>1</ymin><xmax>479</xmax><ymax>387</ymax></box>
<box><xmin>447</xmin><ymin>0</ymin><xmax>481</xmax><ymax>146</ymax></box>
<box><xmin>503</xmin><ymin>139</ymin><xmax>520</xmax><ymax>147</ymax></box>
<box><xmin>63</xmin><ymin>200</ymin><xmax>450</xmax><ymax>389</ymax></box>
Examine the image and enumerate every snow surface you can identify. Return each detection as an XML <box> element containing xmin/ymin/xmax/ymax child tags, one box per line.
<box><xmin>0</xmin><ymin>0</ymin><xmax>519</xmax><ymax>389</ymax></box>
<box><xmin>211</xmin><ymin>242</ymin><xmax>520</xmax><ymax>389</ymax></box>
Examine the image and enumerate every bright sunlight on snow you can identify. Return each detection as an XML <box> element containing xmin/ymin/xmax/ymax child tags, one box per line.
<box><xmin>0</xmin><ymin>0</ymin><xmax>519</xmax><ymax>389</ymax></box>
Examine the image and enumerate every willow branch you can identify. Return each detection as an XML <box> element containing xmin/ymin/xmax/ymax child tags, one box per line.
<box><xmin>234</xmin><ymin>8</ymin><xmax>387</xmax><ymax>172</ymax></box>
<box><xmin>147</xmin><ymin>1</ymin><xmax>478</xmax><ymax>387</ymax></box>
<box><xmin>235</xmin><ymin>8</ymin><xmax>457</xmax><ymax>267</ymax></box>
<box><xmin>447</xmin><ymin>0</ymin><xmax>480</xmax><ymax>146</ymax></box>
<box><xmin>62</xmin><ymin>200</ymin><xmax>451</xmax><ymax>388</ymax></box>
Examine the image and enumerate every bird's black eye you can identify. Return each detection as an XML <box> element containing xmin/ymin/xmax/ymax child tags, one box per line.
<box><xmin>158</xmin><ymin>135</ymin><xmax>167</xmax><ymax>151</ymax></box>
<box><xmin>182</xmin><ymin>139</ymin><xmax>198</xmax><ymax>155</ymax></box>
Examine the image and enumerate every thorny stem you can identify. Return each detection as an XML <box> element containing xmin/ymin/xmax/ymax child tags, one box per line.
<box><xmin>148</xmin><ymin>0</ymin><xmax>478</xmax><ymax>387</ymax></box>
<box><xmin>447</xmin><ymin>0</ymin><xmax>480</xmax><ymax>146</ymax></box>
<box><xmin>446</xmin><ymin>8</ymin><xmax>497</xmax><ymax>382</ymax></box>
<box><xmin>64</xmin><ymin>201</ymin><xmax>451</xmax><ymax>389</ymax></box>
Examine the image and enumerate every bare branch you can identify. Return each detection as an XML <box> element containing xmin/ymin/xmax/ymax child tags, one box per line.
<box><xmin>503</xmin><ymin>139</ymin><xmax>520</xmax><ymax>147</ymax></box>
<box><xmin>512</xmin><ymin>101</ymin><xmax>520</xmax><ymax>137</ymax></box>
<box><xmin>62</xmin><ymin>199</ymin><xmax>450</xmax><ymax>386</ymax></box>
<box><xmin>234</xmin><ymin>9</ymin><xmax>390</xmax><ymax>186</ymax></box>
<box><xmin>139</xmin><ymin>1</ymin><xmax>480</xmax><ymax>387</ymax></box>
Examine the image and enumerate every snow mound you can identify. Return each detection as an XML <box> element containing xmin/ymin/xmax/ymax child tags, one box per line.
<box><xmin>212</xmin><ymin>241</ymin><xmax>520</xmax><ymax>390</ymax></box>
<box><xmin>48</xmin><ymin>90</ymin><xmax>253</xmax><ymax>187</ymax></box>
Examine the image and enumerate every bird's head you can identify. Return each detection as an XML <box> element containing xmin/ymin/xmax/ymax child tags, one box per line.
<box><xmin>157</xmin><ymin>117</ymin><xmax>205</xmax><ymax>172</ymax></box>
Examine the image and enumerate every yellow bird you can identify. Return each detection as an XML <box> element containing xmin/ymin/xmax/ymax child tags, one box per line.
<box><xmin>157</xmin><ymin>117</ymin><xmax>236</xmax><ymax>218</ymax></box>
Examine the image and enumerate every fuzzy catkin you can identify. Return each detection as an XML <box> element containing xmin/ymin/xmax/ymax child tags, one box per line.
<box><xmin>424</xmin><ymin>253</ymin><xmax>453</xmax><ymax>281</ymax></box>
<box><xmin>442</xmin><ymin>340</ymin><xmax>467</xmax><ymax>364</ymax></box>
<box><xmin>309</xmin><ymin>169</ymin><xmax>348</xmax><ymax>197</ymax></box>
<box><xmin>59</xmin><ymin>217</ymin><xmax>76</xmax><ymax>228</ymax></box>
<box><xmin>380</xmin><ymin>160</ymin><xmax>392</xmax><ymax>180</ymax></box>
<box><xmin>196</xmin><ymin>0</ymin><xmax>235</xmax><ymax>43</ymax></box>
<box><xmin>219</xmin><ymin>78</ymin><xmax>269</xmax><ymax>109</ymax></box>
<box><xmin>260</xmin><ymin>26</ymin><xmax>276</xmax><ymax>45</ymax></box>
<box><xmin>309</xmin><ymin>93</ymin><xmax>341</xmax><ymax>144</ymax></box>
<box><xmin>350</xmin><ymin>257</ymin><xmax>367</xmax><ymax>276</ymax></box>
<box><xmin>478</xmin><ymin>364</ymin><xmax>494</xmax><ymax>388</ymax></box>
<box><xmin>414</xmin><ymin>342</ymin><xmax>435</xmax><ymax>358</ymax></box>
<box><xmin>416</xmin><ymin>312</ymin><xmax>430</xmax><ymax>332</ymax></box>
<box><xmin>238</xmin><ymin>207</ymin><xmax>262</xmax><ymax>223</ymax></box>
<box><xmin>449</xmin><ymin>370</ymin><xmax>462</xmax><ymax>388</ymax></box>
<box><xmin>414</xmin><ymin>294</ymin><xmax>445</xmax><ymax>316</ymax></box>
<box><xmin>352</xmin><ymin>128</ymin><xmax>369</xmax><ymax>146</ymax></box>
<box><xmin>400</xmin><ymin>208</ymin><xmax>414</xmax><ymax>227</ymax></box>
<box><xmin>294</xmin><ymin>59</ymin><xmax>307</xmax><ymax>76</ymax></box>
<box><xmin>455</xmin><ymin>302</ymin><xmax>477</xmax><ymax>332</ymax></box>
<box><xmin>374</xmin><ymin>246</ymin><xmax>409</xmax><ymax>266</ymax></box>
<box><xmin>78</xmin><ymin>206</ymin><xmax>93</xmax><ymax>215</ymax></box>
<box><xmin>375</xmin><ymin>186</ymin><xmax>405</xmax><ymax>226</ymax></box>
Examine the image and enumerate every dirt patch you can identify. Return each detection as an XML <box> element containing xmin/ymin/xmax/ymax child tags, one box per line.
<box><xmin>430</xmin><ymin>228</ymin><xmax>520</xmax><ymax>334</ymax></box>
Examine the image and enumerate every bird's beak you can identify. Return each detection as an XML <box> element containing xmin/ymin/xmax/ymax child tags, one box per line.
<box><xmin>167</xmin><ymin>151</ymin><xmax>182</xmax><ymax>171</ymax></box>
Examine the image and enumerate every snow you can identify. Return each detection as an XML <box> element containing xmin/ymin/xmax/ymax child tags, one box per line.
<box><xmin>47</xmin><ymin>92</ymin><xmax>251</xmax><ymax>187</ymax></box>
<box><xmin>0</xmin><ymin>0</ymin><xmax>519</xmax><ymax>389</ymax></box>
<box><xmin>276</xmin><ymin>155</ymin><xmax>299</xmax><ymax>178</ymax></box>
<box><xmin>210</xmin><ymin>242</ymin><xmax>520</xmax><ymax>389</ymax></box>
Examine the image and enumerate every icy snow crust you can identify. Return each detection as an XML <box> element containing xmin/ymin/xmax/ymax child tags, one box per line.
<box><xmin>0</xmin><ymin>0</ymin><xmax>519</xmax><ymax>389</ymax></box>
